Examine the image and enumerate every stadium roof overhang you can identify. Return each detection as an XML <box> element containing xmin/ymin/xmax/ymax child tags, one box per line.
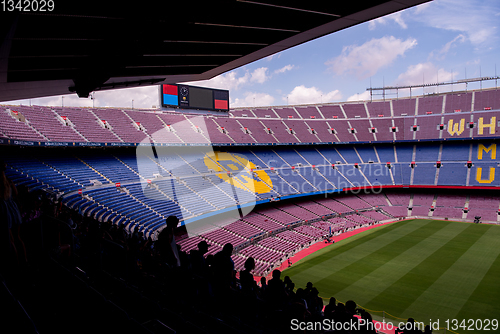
<box><xmin>0</xmin><ymin>0</ymin><xmax>430</xmax><ymax>102</ymax></box>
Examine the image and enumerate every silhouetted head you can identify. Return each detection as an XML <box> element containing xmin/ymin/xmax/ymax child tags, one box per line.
<box><xmin>272</xmin><ymin>269</ymin><xmax>281</xmax><ymax>280</ymax></box>
<box><xmin>244</xmin><ymin>257</ymin><xmax>255</xmax><ymax>271</ymax></box>
<box><xmin>222</xmin><ymin>242</ymin><xmax>233</xmax><ymax>255</ymax></box>
<box><xmin>336</xmin><ymin>302</ymin><xmax>345</xmax><ymax>313</ymax></box>
<box><xmin>166</xmin><ymin>215</ymin><xmax>179</xmax><ymax>229</ymax></box>
<box><xmin>345</xmin><ymin>300</ymin><xmax>357</xmax><ymax>314</ymax></box>
<box><xmin>197</xmin><ymin>240</ymin><xmax>209</xmax><ymax>254</ymax></box>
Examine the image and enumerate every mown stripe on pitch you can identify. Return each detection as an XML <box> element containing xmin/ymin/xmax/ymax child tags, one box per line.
<box><xmin>309</xmin><ymin>220</ymin><xmax>443</xmax><ymax>296</ymax></box>
<box><xmin>332</xmin><ymin>220</ymin><xmax>469</xmax><ymax>307</ymax></box>
<box><xmin>453</xmin><ymin>230</ymin><xmax>500</xmax><ymax>321</ymax></box>
<box><xmin>284</xmin><ymin>219</ymin><xmax>427</xmax><ymax>284</ymax></box>
<box><xmin>363</xmin><ymin>223</ymin><xmax>489</xmax><ymax>320</ymax></box>
<box><xmin>283</xmin><ymin>219</ymin><xmax>411</xmax><ymax>279</ymax></box>
<box><xmin>402</xmin><ymin>224</ymin><xmax>500</xmax><ymax>321</ymax></box>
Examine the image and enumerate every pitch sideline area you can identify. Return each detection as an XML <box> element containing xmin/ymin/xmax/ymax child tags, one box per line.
<box><xmin>282</xmin><ymin>219</ymin><xmax>500</xmax><ymax>334</ymax></box>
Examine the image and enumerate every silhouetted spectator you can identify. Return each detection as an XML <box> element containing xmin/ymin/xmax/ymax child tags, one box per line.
<box><xmin>283</xmin><ymin>275</ymin><xmax>292</xmax><ymax>287</ymax></box>
<box><xmin>307</xmin><ymin>287</ymin><xmax>323</xmax><ymax>318</ymax></box>
<box><xmin>323</xmin><ymin>296</ymin><xmax>336</xmax><ymax>319</ymax></box>
<box><xmin>239</xmin><ymin>257</ymin><xmax>256</xmax><ymax>294</ymax></box>
<box><xmin>259</xmin><ymin>276</ymin><xmax>267</xmax><ymax>295</ymax></box>
<box><xmin>304</xmin><ymin>281</ymin><xmax>313</xmax><ymax>295</ymax></box>
<box><xmin>212</xmin><ymin>242</ymin><xmax>235</xmax><ymax>294</ymax></box>
<box><xmin>190</xmin><ymin>240</ymin><xmax>209</xmax><ymax>272</ymax></box>
<box><xmin>285</xmin><ymin>281</ymin><xmax>295</xmax><ymax>298</ymax></box>
<box><xmin>0</xmin><ymin>160</ymin><xmax>26</xmax><ymax>268</ymax></box>
<box><xmin>293</xmin><ymin>288</ymin><xmax>308</xmax><ymax>310</ymax></box>
<box><xmin>345</xmin><ymin>299</ymin><xmax>357</xmax><ymax>316</ymax></box>
<box><xmin>156</xmin><ymin>216</ymin><xmax>181</xmax><ymax>267</ymax></box>
<box><xmin>356</xmin><ymin>310</ymin><xmax>377</xmax><ymax>334</ymax></box>
<box><xmin>266</xmin><ymin>269</ymin><xmax>288</xmax><ymax>309</ymax></box>
<box><xmin>333</xmin><ymin>302</ymin><xmax>353</xmax><ymax>333</ymax></box>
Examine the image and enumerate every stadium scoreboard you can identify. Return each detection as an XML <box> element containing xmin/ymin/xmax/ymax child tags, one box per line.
<box><xmin>160</xmin><ymin>84</ymin><xmax>229</xmax><ymax>112</ymax></box>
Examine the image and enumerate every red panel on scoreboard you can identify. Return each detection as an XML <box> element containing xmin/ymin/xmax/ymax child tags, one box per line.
<box><xmin>163</xmin><ymin>84</ymin><xmax>178</xmax><ymax>95</ymax></box>
<box><xmin>214</xmin><ymin>99</ymin><xmax>228</xmax><ymax>110</ymax></box>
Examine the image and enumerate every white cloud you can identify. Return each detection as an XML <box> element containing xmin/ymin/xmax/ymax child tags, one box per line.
<box><xmin>185</xmin><ymin>70</ymin><xmax>250</xmax><ymax>91</ymax></box>
<box><xmin>414</xmin><ymin>2</ymin><xmax>432</xmax><ymax>14</ymax></box>
<box><xmin>412</xmin><ymin>0</ymin><xmax>498</xmax><ymax>47</ymax></box>
<box><xmin>94</xmin><ymin>86</ymin><xmax>159</xmax><ymax>109</ymax></box>
<box><xmin>368</xmin><ymin>11</ymin><xmax>407</xmax><ymax>30</ymax></box>
<box><xmin>6</xmin><ymin>94</ymin><xmax>92</xmax><ymax>108</ymax></box>
<box><xmin>347</xmin><ymin>91</ymin><xmax>372</xmax><ymax>102</ymax></box>
<box><xmin>185</xmin><ymin>67</ymin><xmax>269</xmax><ymax>91</ymax></box>
<box><xmin>266</xmin><ymin>53</ymin><xmax>282</xmax><ymax>61</ymax></box>
<box><xmin>466</xmin><ymin>58</ymin><xmax>481</xmax><ymax>66</ymax></box>
<box><xmin>325</xmin><ymin>36</ymin><xmax>417</xmax><ymax>80</ymax></box>
<box><xmin>430</xmin><ymin>34</ymin><xmax>466</xmax><ymax>60</ymax></box>
<box><xmin>368</xmin><ymin>18</ymin><xmax>381</xmax><ymax>30</ymax></box>
<box><xmin>250</xmin><ymin>67</ymin><xmax>270</xmax><ymax>84</ymax></box>
<box><xmin>284</xmin><ymin>85</ymin><xmax>342</xmax><ymax>105</ymax></box>
<box><xmin>396</xmin><ymin>62</ymin><xmax>457</xmax><ymax>85</ymax></box>
<box><xmin>395</xmin><ymin>62</ymin><xmax>463</xmax><ymax>93</ymax></box>
<box><xmin>274</xmin><ymin>64</ymin><xmax>295</xmax><ymax>74</ymax></box>
<box><xmin>3</xmin><ymin>86</ymin><xmax>160</xmax><ymax>109</ymax></box>
<box><xmin>232</xmin><ymin>92</ymin><xmax>275</xmax><ymax>108</ymax></box>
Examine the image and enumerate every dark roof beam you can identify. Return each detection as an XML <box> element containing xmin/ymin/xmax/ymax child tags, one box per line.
<box><xmin>143</xmin><ymin>54</ymin><xmax>243</xmax><ymax>57</ymax></box>
<box><xmin>192</xmin><ymin>22</ymin><xmax>300</xmax><ymax>33</ymax></box>
<box><xmin>9</xmin><ymin>54</ymin><xmax>89</xmax><ymax>58</ymax></box>
<box><xmin>121</xmin><ymin>66</ymin><xmax>217</xmax><ymax>77</ymax></box>
<box><xmin>162</xmin><ymin>40</ymin><xmax>268</xmax><ymax>46</ymax></box>
<box><xmin>125</xmin><ymin>64</ymin><xmax>220</xmax><ymax>69</ymax></box>
<box><xmin>235</xmin><ymin>0</ymin><xmax>341</xmax><ymax>17</ymax></box>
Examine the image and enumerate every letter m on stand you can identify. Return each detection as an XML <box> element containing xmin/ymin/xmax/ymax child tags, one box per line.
<box><xmin>476</xmin><ymin>144</ymin><xmax>496</xmax><ymax>184</ymax></box>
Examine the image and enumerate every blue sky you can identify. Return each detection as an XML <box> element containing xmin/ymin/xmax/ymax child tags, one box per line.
<box><xmin>4</xmin><ymin>0</ymin><xmax>500</xmax><ymax>109</ymax></box>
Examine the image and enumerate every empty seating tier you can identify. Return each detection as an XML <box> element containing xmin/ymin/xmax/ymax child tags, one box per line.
<box><xmin>2</xmin><ymin>89</ymin><xmax>500</xmax><ymax>146</ymax></box>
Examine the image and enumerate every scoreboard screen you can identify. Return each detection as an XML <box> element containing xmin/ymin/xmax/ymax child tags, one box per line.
<box><xmin>160</xmin><ymin>84</ymin><xmax>229</xmax><ymax>112</ymax></box>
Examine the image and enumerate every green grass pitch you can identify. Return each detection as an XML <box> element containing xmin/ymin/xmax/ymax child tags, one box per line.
<box><xmin>283</xmin><ymin>219</ymin><xmax>500</xmax><ymax>333</ymax></box>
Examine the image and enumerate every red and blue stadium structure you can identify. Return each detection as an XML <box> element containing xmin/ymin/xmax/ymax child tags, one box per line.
<box><xmin>2</xmin><ymin>87</ymin><xmax>500</xmax><ymax>275</ymax></box>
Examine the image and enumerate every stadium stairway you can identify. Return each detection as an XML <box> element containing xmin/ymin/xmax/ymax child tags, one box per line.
<box><xmin>233</xmin><ymin>118</ymin><xmax>259</xmax><ymax>143</ymax></box>
<box><xmin>87</xmin><ymin>108</ymin><xmax>124</xmax><ymax>142</ymax></box>
<box><xmin>75</xmin><ymin>157</ymin><xmax>113</xmax><ymax>184</ymax></box>
<box><xmin>22</xmin><ymin>114</ymin><xmax>50</xmax><ymax>142</ymax></box>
